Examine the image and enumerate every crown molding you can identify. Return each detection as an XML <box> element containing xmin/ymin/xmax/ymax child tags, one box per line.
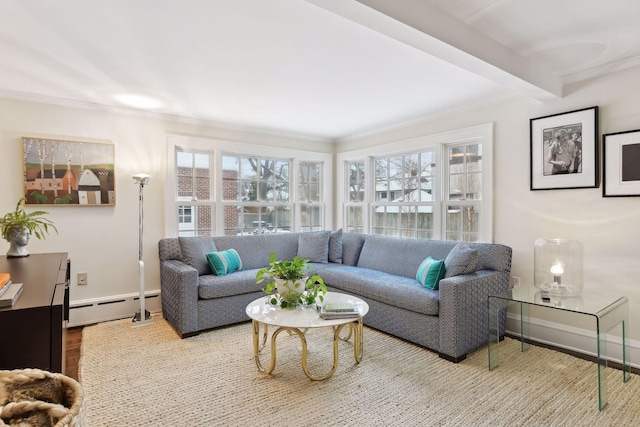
<box><xmin>0</xmin><ymin>89</ymin><xmax>334</xmax><ymax>145</ymax></box>
<box><xmin>561</xmin><ymin>56</ymin><xmax>640</xmax><ymax>85</ymax></box>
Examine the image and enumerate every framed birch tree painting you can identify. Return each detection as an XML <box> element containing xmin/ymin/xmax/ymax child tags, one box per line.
<box><xmin>22</xmin><ymin>137</ymin><xmax>116</xmax><ymax>206</ymax></box>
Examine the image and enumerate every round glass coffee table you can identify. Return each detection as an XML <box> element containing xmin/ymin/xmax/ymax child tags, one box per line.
<box><xmin>245</xmin><ymin>291</ymin><xmax>369</xmax><ymax>381</ymax></box>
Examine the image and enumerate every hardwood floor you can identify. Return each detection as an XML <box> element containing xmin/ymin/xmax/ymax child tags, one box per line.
<box><xmin>65</xmin><ymin>326</ymin><xmax>83</xmax><ymax>381</ymax></box>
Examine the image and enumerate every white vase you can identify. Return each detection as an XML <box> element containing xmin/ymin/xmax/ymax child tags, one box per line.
<box><xmin>274</xmin><ymin>277</ymin><xmax>307</xmax><ymax>300</ymax></box>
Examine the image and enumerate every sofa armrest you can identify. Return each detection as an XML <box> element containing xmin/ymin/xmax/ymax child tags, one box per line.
<box><xmin>160</xmin><ymin>259</ymin><xmax>199</xmax><ymax>337</ymax></box>
<box><xmin>438</xmin><ymin>269</ymin><xmax>510</xmax><ymax>361</ymax></box>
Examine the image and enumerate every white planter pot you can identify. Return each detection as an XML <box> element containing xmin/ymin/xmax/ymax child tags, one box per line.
<box><xmin>274</xmin><ymin>277</ymin><xmax>307</xmax><ymax>297</ymax></box>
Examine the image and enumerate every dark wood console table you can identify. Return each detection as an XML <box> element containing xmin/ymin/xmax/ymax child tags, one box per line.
<box><xmin>0</xmin><ymin>252</ymin><xmax>69</xmax><ymax>373</ymax></box>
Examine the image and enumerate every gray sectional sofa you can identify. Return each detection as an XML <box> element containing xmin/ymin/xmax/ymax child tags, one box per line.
<box><xmin>158</xmin><ymin>230</ymin><xmax>512</xmax><ymax>362</ymax></box>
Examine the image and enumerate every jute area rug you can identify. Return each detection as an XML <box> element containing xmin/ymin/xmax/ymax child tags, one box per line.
<box><xmin>80</xmin><ymin>314</ymin><xmax>639</xmax><ymax>426</ymax></box>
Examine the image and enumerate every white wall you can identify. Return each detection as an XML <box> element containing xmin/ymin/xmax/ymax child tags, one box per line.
<box><xmin>1</xmin><ymin>64</ymin><xmax>639</xmax><ymax>363</ymax></box>
<box><xmin>337</xmin><ymin>65</ymin><xmax>640</xmax><ymax>362</ymax></box>
<box><xmin>0</xmin><ymin>98</ymin><xmax>330</xmax><ymax>324</ymax></box>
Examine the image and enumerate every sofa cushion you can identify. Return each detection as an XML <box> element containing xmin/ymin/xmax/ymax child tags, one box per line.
<box><xmin>416</xmin><ymin>256</ymin><xmax>446</xmax><ymax>290</ymax></box>
<box><xmin>473</xmin><ymin>243</ymin><xmax>513</xmax><ymax>272</ymax></box>
<box><xmin>198</xmin><ymin>270</ymin><xmax>263</xmax><ymax>299</ymax></box>
<box><xmin>298</xmin><ymin>230</ymin><xmax>330</xmax><ymax>263</ymax></box>
<box><xmin>179</xmin><ymin>236</ymin><xmax>216</xmax><ymax>275</ymax></box>
<box><xmin>357</xmin><ymin>235</ymin><xmax>456</xmax><ymax>279</ymax></box>
<box><xmin>213</xmin><ymin>233</ymin><xmax>299</xmax><ymax>270</ymax></box>
<box><xmin>444</xmin><ymin>243</ymin><xmax>478</xmax><ymax>278</ymax></box>
<box><xmin>342</xmin><ymin>233</ymin><xmax>367</xmax><ymax>266</ymax></box>
<box><xmin>328</xmin><ymin>229</ymin><xmax>343</xmax><ymax>263</ymax></box>
<box><xmin>158</xmin><ymin>238</ymin><xmax>181</xmax><ymax>262</ymax></box>
<box><xmin>206</xmin><ymin>249</ymin><xmax>243</xmax><ymax>276</ymax></box>
<box><xmin>318</xmin><ymin>265</ymin><xmax>439</xmax><ymax>316</ymax></box>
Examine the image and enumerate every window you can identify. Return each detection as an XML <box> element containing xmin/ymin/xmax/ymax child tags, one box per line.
<box><xmin>175</xmin><ymin>150</ymin><xmax>213</xmax><ymax>236</ymax></box>
<box><xmin>178</xmin><ymin>206</ymin><xmax>193</xmax><ymax>228</ymax></box>
<box><xmin>298</xmin><ymin>161</ymin><xmax>323</xmax><ymax>232</ymax></box>
<box><xmin>337</xmin><ymin>124</ymin><xmax>492</xmax><ymax>242</ymax></box>
<box><xmin>221</xmin><ymin>155</ymin><xmax>292</xmax><ymax>235</ymax></box>
<box><xmin>444</xmin><ymin>143</ymin><xmax>482</xmax><ymax>242</ymax></box>
<box><xmin>169</xmin><ymin>135</ymin><xmax>332</xmax><ymax>237</ymax></box>
<box><xmin>371</xmin><ymin>151</ymin><xmax>436</xmax><ymax>238</ymax></box>
<box><xmin>344</xmin><ymin>160</ymin><xmax>365</xmax><ymax>233</ymax></box>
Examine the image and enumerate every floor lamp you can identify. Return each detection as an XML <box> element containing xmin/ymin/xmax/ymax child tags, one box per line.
<box><xmin>133</xmin><ymin>173</ymin><xmax>153</xmax><ymax>326</ymax></box>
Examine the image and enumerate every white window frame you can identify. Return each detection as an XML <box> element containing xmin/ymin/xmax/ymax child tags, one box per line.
<box><xmin>297</xmin><ymin>160</ymin><xmax>325</xmax><ymax>232</ymax></box>
<box><xmin>335</xmin><ymin>123</ymin><xmax>493</xmax><ymax>242</ymax></box>
<box><xmin>165</xmin><ymin>134</ymin><xmax>333</xmax><ymax>237</ymax></box>
<box><xmin>221</xmin><ymin>153</ymin><xmax>295</xmax><ymax>234</ymax></box>
<box><xmin>370</xmin><ymin>149</ymin><xmax>438</xmax><ymax>239</ymax></box>
<box><xmin>175</xmin><ymin>148</ymin><xmax>215</xmax><ymax>236</ymax></box>
<box><xmin>344</xmin><ymin>159</ymin><xmax>367</xmax><ymax>233</ymax></box>
<box><xmin>443</xmin><ymin>141</ymin><xmax>484</xmax><ymax>242</ymax></box>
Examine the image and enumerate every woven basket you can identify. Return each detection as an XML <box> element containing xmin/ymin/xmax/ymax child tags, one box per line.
<box><xmin>0</xmin><ymin>369</ymin><xmax>86</xmax><ymax>427</ymax></box>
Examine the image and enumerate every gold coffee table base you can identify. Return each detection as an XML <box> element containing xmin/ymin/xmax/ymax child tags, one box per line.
<box><xmin>251</xmin><ymin>319</ymin><xmax>364</xmax><ymax>381</ymax></box>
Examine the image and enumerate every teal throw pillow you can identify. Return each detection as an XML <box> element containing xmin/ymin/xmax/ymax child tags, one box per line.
<box><xmin>206</xmin><ymin>249</ymin><xmax>243</xmax><ymax>276</ymax></box>
<box><xmin>416</xmin><ymin>256</ymin><xmax>446</xmax><ymax>290</ymax></box>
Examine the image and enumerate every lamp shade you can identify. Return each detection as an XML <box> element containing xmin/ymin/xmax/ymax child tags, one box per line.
<box><xmin>534</xmin><ymin>238</ymin><xmax>583</xmax><ymax>296</ymax></box>
<box><xmin>133</xmin><ymin>173</ymin><xmax>151</xmax><ymax>185</ymax></box>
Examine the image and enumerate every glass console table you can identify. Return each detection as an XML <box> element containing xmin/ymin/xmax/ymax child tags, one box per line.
<box><xmin>488</xmin><ymin>285</ymin><xmax>630</xmax><ymax>411</ymax></box>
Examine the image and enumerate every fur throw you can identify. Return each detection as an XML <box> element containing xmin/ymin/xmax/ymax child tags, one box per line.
<box><xmin>0</xmin><ymin>370</ymin><xmax>77</xmax><ymax>427</ymax></box>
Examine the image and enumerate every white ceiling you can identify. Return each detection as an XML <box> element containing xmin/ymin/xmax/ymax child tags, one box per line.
<box><xmin>0</xmin><ymin>0</ymin><xmax>638</xmax><ymax>141</ymax></box>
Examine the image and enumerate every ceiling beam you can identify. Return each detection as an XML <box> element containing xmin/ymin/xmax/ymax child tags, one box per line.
<box><xmin>306</xmin><ymin>0</ymin><xmax>562</xmax><ymax>101</ymax></box>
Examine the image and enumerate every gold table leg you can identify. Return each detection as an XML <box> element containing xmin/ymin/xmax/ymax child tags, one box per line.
<box><xmin>251</xmin><ymin>319</ymin><xmax>365</xmax><ymax>380</ymax></box>
<box><xmin>353</xmin><ymin>318</ymin><xmax>364</xmax><ymax>363</ymax></box>
<box><xmin>252</xmin><ymin>320</ymin><xmax>273</xmax><ymax>373</ymax></box>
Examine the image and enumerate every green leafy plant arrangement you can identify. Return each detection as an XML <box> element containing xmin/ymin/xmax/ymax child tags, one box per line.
<box><xmin>256</xmin><ymin>252</ymin><xmax>327</xmax><ymax>308</ymax></box>
<box><xmin>0</xmin><ymin>197</ymin><xmax>58</xmax><ymax>241</ymax></box>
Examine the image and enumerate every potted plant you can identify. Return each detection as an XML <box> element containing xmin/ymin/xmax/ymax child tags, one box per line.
<box><xmin>256</xmin><ymin>252</ymin><xmax>327</xmax><ymax>308</ymax></box>
<box><xmin>0</xmin><ymin>197</ymin><xmax>57</xmax><ymax>257</ymax></box>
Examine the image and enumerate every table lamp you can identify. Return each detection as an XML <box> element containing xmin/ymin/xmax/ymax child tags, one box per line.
<box><xmin>534</xmin><ymin>238</ymin><xmax>583</xmax><ymax>296</ymax></box>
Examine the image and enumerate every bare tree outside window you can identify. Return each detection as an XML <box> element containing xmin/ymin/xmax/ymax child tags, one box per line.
<box><xmin>222</xmin><ymin>155</ymin><xmax>292</xmax><ymax>234</ymax></box>
<box><xmin>349</xmin><ymin>161</ymin><xmax>365</xmax><ymax>202</ymax></box>
<box><xmin>446</xmin><ymin>144</ymin><xmax>482</xmax><ymax>241</ymax></box>
<box><xmin>346</xmin><ymin>161</ymin><xmax>366</xmax><ymax>232</ymax></box>
<box><xmin>299</xmin><ymin>161</ymin><xmax>323</xmax><ymax>231</ymax></box>
<box><xmin>372</xmin><ymin>151</ymin><xmax>435</xmax><ymax>237</ymax></box>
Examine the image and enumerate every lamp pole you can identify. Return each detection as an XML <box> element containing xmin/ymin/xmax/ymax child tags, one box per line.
<box><xmin>133</xmin><ymin>173</ymin><xmax>153</xmax><ymax>326</ymax></box>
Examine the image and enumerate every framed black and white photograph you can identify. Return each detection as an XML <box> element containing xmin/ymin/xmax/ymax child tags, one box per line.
<box><xmin>530</xmin><ymin>106</ymin><xmax>598</xmax><ymax>190</ymax></box>
<box><xmin>603</xmin><ymin>129</ymin><xmax>640</xmax><ymax>197</ymax></box>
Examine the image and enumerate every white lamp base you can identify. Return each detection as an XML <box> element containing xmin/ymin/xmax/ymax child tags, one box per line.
<box><xmin>132</xmin><ymin>309</ymin><xmax>153</xmax><ymax>326</ymax></box>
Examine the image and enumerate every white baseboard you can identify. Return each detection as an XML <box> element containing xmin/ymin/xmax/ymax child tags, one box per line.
<box><xmin>505</xmin><ymin>312</ymin><xmax>639</xmax><ymax>369</ymax></box>
<box><xmin>68</xmin><ymin>290</ymin><xmax>162</xmax><ymax>327</ymax></box>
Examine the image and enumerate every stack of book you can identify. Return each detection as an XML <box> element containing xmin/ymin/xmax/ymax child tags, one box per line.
<box><xmin>319</xmin><ymin>302</ymin><xmax>360</xmax><ymax>319</ymax></box>
<box><xmin>0</xmin><ymin>273</ymin><xmax>23</xmax><ymax>307</ymax></box>
<box><xmin>0</xmin><ymin>273</ymin><xmax>11</xmax><ymax>297</ymax></box>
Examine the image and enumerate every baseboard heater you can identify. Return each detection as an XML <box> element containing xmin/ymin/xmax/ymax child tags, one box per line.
<box><xmin>68</xmin><ymin>291</ymin><xmax>161</xmax><ymax>327</ymax></box>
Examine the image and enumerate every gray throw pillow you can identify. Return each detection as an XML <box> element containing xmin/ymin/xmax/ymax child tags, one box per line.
<box><xmin>342</xmin><ymin>233</ymin><xmax>366</xmax><ymax>266</ymax></box>
<box><xmin>328</xmin><ymin>229</ymin><xmax>343</xmax><ymax>263</ymax></box>
<box><xmin>298</xmin><ymin>230</ymin><xmax>331</xmax><ymax>263</ymax></box>
<box><xmin>179</xmin><ymin>236</ymin><xmax>217</xmax><ymax>275</ymax></box>
<box><xmin>444</xmin><ymin>243</ymin><xmax>478</xmax><ymax>278</ymax></box>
